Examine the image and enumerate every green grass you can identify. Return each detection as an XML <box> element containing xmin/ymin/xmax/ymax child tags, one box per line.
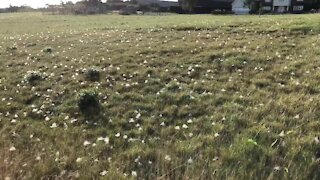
<box><xmin>1</xmin><ymin>12</ymin><xmax>320</xmax><ymax>179</ymax></box>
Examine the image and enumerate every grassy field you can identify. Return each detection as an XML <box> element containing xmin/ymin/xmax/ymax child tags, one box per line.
<box><xmin>1</xmin><ymin>12</ymin><xmax>320</xmax><ymax>179</ymax></box>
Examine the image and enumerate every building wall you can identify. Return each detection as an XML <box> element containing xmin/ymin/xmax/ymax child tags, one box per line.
<box><xmin>273</xmin><ymin>0</ymin><xmax>290</xmax><ymax>6</ymax></box>
<box><xmin>258</xmin><ymin>0</ymin><xmax>307</xmax><ymax>13</ymax></box>
<box><xmin>232</xmin><ymin>0</ymin><xmax>250</xmax><ymax>14</ymax></box>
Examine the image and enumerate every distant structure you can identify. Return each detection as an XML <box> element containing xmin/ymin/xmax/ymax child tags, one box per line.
<box><xmin>251</xmin><ymin>0</ymin><xmax>318</xmax><ymax>13</ymax></box>
<box><xmin>135</xmin><ymin>0</ymin><xmax>313</xmax><ymax>14</ymax></box>
<box><xmin>176</xmin><ymin>0</ymin><xmax>320</xmax><ymax>14</ymax></box>
<box><xmin>232</xmin><ymin>0</ymin><xmax>250</xmax><ymax>14</ymax></box>
<box><xmin>6</xmin><ymin>0</ymin><xmax>317</xmax><ymax>15</ymax></box>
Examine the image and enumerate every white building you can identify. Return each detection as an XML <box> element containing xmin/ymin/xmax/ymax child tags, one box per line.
<box><xmin>232</xmin><ymin>0</ymin><xmax>250</xmax><ymax>14</ymax></box>
<box><xmin>273</xmin><ymin>0</ymin><xmax>291</xmax><ymax>12</ymax></box>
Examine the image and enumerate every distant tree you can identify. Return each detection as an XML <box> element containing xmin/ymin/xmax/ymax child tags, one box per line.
<box><xmin>178</xmin><ymin>0</ymin><xmax>198</xmax><ymax>12</ymax></box>
<box><xmin>43</xmin><ymin>0</ymin><xmax>109</xmax><ymax>15</ymax></box>
<box><xmin>61</xmin><ymin>1</ymin><xmax>75</xmax><ymax>14</ymax></box>
<box><xmin>86</xmin><ymin>0</ymin><xmax>103</xmax><ymax>5</ymax></box>
<box><xmin>310</xmin><ymin>0</ymin><xmax>320</xmax><ymax>9</ymax></box>
<box><xmin>129</xmin><ymin>0</ymin><xmax>138</xmax><ymax>5</ymax></box>
<box><xmin>244</xmin><ymin>0</ymin><xmax>255</xmax><ymax>7</ymax></box>
<box><xmin>74</xmin><ymin>2</ymin><xmax>87</xmax><ymax>14</ymax></box>
<box><xmin>18</xmin><ymin>5</ymin><xmax>34</xmax><ymax>12</ymax></box>
<box><xmin>244</xmin><ymin>0</ymin><xmax>260</xmax><ymax>13</ymax></box>
<box><xmin>107</xmin><ymin>0</ymin><xmax>124</xmax><ymax>3</ymax></box>
<box><xmin>5</xmin><ymin>5</ymin><xmax>35</xmax><ymax>13</ymax></box>
<box><xmin>65</xmin><ymin>1</ymin><xmax>74</xmax><ymax>6</ymax></box>
<box><xmin>7</xmin><ymin>5</ymin><xmax>19</xmax><ymax>12</ymax></box>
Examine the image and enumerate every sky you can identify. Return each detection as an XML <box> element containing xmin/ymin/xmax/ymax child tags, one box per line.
<box><xmin>0</xmin><ymin>0</ymin><xmax>105</xmax><ymax>8</ymax></box>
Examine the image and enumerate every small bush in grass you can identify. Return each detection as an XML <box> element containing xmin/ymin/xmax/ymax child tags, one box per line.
<box><xmin>77</xmin><ymin>90</ymin><xmax>100</xmax><ymax>116</ymax></box>
<box><xmin>24</xmin><ymin>71</ymin><xmax>42</xmax><ymax>84</ymax></box>
<box><xmin>85</xmin><ymin>67</ymin><xmax>101</xmax><ymax>81</ymax></box>
<box><xmin>43</xmin><ymin>47</ymin><xmax>53</xmax><ymax>53</ymax></box>
<box><xmin>166</xmin><ymin>81</ymin><xmax>180</xmax><ymax>92</ymax></box>
<box><xmin>7</xmin><ymin>46</ymin><xmax>17</xmax><ymax>51</ymax></box>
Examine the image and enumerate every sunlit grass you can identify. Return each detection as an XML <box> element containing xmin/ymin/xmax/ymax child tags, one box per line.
<box><xmin>1</xmin><ymin>12</ymin><xmax>320</xmax><ymax>179</ymax></box>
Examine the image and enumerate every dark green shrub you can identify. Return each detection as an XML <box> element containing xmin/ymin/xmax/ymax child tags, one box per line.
<box><xmin>43</xmin><ymin>47</ymin><xmax>53</xmax><ymax>53</ymax></box>
<box><xmin>166</xmin><ymin>81</ymin><xmax>180</xmax><ymax>92</ymax></box>
<box><xmin>85</xmin><ymin>67</ymin><xmax>101</xmax><ymax>81</ymax></box>
<box><xmin>7</xmin><ymin>46</ymin><xmax>17</xmax><ymax>51</ymax></box>
<box><xmin>24</xmin><ymin>71</ymin><xmax>42</xmax><ymax>84</ymax></box>
<box><xmin>77</xmin><ymin>90</ymin><xmax>100</xmax><ymax>116</ymax></box>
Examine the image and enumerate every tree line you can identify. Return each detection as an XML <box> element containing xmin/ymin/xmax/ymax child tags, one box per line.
<box><xmin>44</xmin><ymin>0</ymin><xmax>144</xmax><ymax>15</ymax></box>
<box><xmin>0</xmin><ymin>5</ymin><xmax>37</xmax><ymax>13</ymax></box>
